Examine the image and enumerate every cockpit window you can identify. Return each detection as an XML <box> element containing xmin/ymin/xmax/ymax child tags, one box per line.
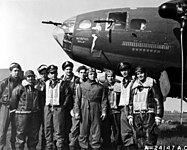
<box><xmin>79</xmin><ymin>20</ymin><xmax>92</xmax><ymax>29</ymax></box>
<box><xmin>108</xmin><ymin>12</ymin><xmax>127</xmax><ymax>30</ymax></box>
<box><xmin>130</xmin><ymin>19</ymin><xmax>147</xmax><ymax>30</ymax></box>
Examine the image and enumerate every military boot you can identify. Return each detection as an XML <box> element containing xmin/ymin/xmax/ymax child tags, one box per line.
<box><xmin>69</xmin><ymin>146</ymin><xmax>75</xmax><ymax>150</ymax></box>
<box><xmin>45</xmin><ymin>146</ymin><xmax>53</xmax><ymax>150</ymax></box>
<box><xmin>28</xmin><ymin>147</ymin><xmax>36</xmax><ymax>150</ymax></box>
<box><xmin>11</xmin><ymin>143</ymin><xmax>16</xmax><ymax>150</ymax></box>
<box><xmin>125</xmin><ymin>144</ymin><xmax>138</xmax><ymax>150</ymax></box>
<box><xmin>81</xmin><ymin>147</ymin><xmax>88</xmax><ymax>150</ymax></box>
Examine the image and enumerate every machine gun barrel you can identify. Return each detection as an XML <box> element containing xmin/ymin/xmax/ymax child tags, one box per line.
<box><xmin>94</xmin><ymin>20</ymin><xmax>114</xmax><ymax>23</ymax></box>
<box><xmin>42</xmin><ymin>21</ymin><xmax>62</xmax><ymax>26</ymax></box>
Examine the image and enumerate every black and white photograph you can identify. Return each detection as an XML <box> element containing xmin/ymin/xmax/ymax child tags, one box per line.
<box><xmin>0</xmin><ymin>0</ymin><xmax>187</xmax><ymax>149</ymax></box>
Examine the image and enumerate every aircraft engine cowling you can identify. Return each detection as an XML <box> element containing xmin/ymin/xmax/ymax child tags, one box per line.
<box><xmin>159</xmin><ymin>0</ymin><xmax>187</xmax><ymax>21</ymax></box>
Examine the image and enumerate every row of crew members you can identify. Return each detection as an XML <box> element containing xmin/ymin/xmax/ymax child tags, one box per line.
<box><xmin>0</xmin><ymin>62</ymin><xmax>76</xmax><ymax>150</ymax></box>
<box><xmin>100</xmin><ymin>63</ymin><xmax>163</xmax><ymax>150</ymax></box>
<box><xmin>0</xmin><ymin>61</ymin><xmax>163</xmax><ymax>150</ymax></box>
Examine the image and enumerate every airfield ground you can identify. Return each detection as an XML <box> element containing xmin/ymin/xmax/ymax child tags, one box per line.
<box><xmin>4</xmin><ymin>112</ymin><xmax>187</xmax><ymax>149</ymax></box>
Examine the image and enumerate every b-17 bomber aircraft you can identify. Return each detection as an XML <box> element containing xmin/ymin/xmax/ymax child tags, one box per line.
<box><xmin>42</xmin><ymin>0</ymin><xmax>187</xmax><ymax>100</ymax></box>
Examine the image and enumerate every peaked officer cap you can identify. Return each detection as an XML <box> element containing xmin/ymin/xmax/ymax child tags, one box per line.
<box><xmin>37</xmin><ymin>64</ymin><xmax>47</xmax><ymax>74</ymax></box>
<box><xmin>76</xmin><ymin>65</ymin><xmax>87</xmax><ymax>72</ymax></box>
<box><xmin>62</xmin><ymin>61</ymin><xmax>74</xmax><ymax>70</ymax></box>
<box><xmin>118</xmin><ymin>62</ymin><xmax>131</xmax><ymax>71</ymax></box>
<box><xmin>46</xmin><ymin>65</ymin><xmax>58</xmax><ymax>73</ymax></box>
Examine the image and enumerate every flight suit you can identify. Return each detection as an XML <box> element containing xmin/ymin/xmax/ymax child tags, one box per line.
<box><xmin>44</xmin><ymin>79</ymin><xmax>72</xmax><ymax>150</ymax></box>
<box><xmin>11</xmin><ymin>80</ymin><xmax>43</xmax><ymax>150</ymax></box>
<box><xmin>35</xmin><ymin>78</ymin><xmax>47</xmax><ymax>150</ymax></box>
<box><xmin>61</xmin><ymin>74</ymin><xmax>79</xmax><ymax>149</ymax></box>
<box><xmin>74</xmin><ymin>80</ymin><xmax>107</xmax><ymax>150</ymax></box>
<box><xmin>0</xmin><ymin>76</ymin><xmax>21</xmax><ymax>150</ymax></box>
<box><xmin>69</xmin><ymin>77</ymin><xmax>84</xmax><ymax>150</ymax></box>
<box><xmin>128</xmin><ymin>77</ymin><xmax>164</xmax><ymax>148</ymax></box>
<box><xmin>119</xmin><ymin>77</ymin><xmax>135</xmax><ymax>148</ymax></box>
<box><xmin>102</xmin><ymin>81</ymin><xmax>123</xmax><ymax>150</ymax></box>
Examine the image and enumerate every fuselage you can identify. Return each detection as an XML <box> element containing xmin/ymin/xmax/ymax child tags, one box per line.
<box><xmin>52</xmin><ymin>7</ymin><xmax>187</xmax><ymax>97</ymax></box>
<box><xmin>54</xmin><ymin>8</ymin><xmax>183</xmax><ymax>73</ymax></box>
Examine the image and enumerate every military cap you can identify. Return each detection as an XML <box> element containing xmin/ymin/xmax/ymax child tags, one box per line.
<box><xmin>62</xmin><ymin>61</ymin><xmax>74</xmax><ymax>70</ymax></box>
<box><xmin>46</xmin><ymin>65</ymin><xmax>58</xmax><ymax>73</ymax></box>
<box><xmin>76</xmin><ymin>65</ymin><xmax>87</xmax><ymax>72</ymax></box>
<box><xmin>135</xmin><ymin>66</ymin><xmax>145</xmax><ymax>74</ymax></box>
<box><xmin>9</xmin><ymin>62</ymin><xmax>22</xmax><ymax>71</ymax></box>
<box><xmin>25</xmin><ymin>70</ymin><xmax>35</xmax><ymax>77</ymax></box>
<box><xmin>37</xmin><ymin>64</ymin><xmax>47</xmax><ymax>74</ymax></box>
<box><xmin>118</xmin><ymin>62</ymin><xmax>131</xmax><ymax>71</ymax></box>
<box><xmin>87</xmin><ymin>67</ymin><xmax>96</xmax><ymax>73</ymax></box>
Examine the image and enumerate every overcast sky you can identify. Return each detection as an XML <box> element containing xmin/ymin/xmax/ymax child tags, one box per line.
<box><xmin>1</xmin><ymin>0</ymin><xmax>187</xmax><ymax>112</ymax></box>
<box><xmin>1</xmin><ymin>0</ymin><xmax>167</xmax><ymax>76</ymax></box>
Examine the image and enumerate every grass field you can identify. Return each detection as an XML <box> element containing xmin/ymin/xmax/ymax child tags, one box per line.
<box><xmin>157</xmin><ymin>123</ymin><xmax>187</xmax><ymax>146</ymax></box>
<box><xmin>157</xmin><ymin>112</ymin><xmax>187</xmax><ymax>147</ymax></box>
<box><xmin>4</xmin><ymin>112</ymin><xmax>187</xmax><ymax>149</ymax></box>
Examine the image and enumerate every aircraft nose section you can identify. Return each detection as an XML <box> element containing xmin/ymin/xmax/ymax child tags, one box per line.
<box><xmin>53</xmin><ymin>26</ymin><xmax>65</xmax><ymax>47</ymax></box>
<box><xmin>53</xmin><ymin>16</ymin><xmax>76</xmax><ymax>59</ymax></box>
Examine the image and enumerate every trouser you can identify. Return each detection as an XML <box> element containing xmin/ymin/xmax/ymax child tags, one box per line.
<box><xmin>79</xmin><ymin>102</ymin><xmax>101</xmax><ymax>149</ymax></box>
<box><xmin>44</xmin><ymin>106</ymin><xmax>71</xmax><ymax>149</ymax></box>
<box><xmin>101</xmin><ymin>115</ymin><xmax>111</xmax><ymax>148</ymax></box>
<box><xmin>0</xmin><ymin>104</ymin><xmax>16</xmax><ymax>150</ymax></box>
<box><xmin>40</xmin><ymin>108</ymin><xmax>46</xmax><ymax>150</ymax></box>
<box><xmin>15</xmin><ymin>112</ymin><xmax>41</xmax><ymax>150</ymax></box>
<box><xmin>120</xmin><ymin>106</ymin><xmax>134</xmax><ymax>147</ymax></box>
<box><xmin>40</xmin><ymin>121</ymin><xmax>46</xmax><ymax>150</ymax></box>
<box><xmin>69</xmin><ymin>116</ymin><xmax>80</xmax><ymax>148</ymax></box>
<box><xmin>133</xmin><ymin>113</ymin><xmax>158</xmax><ymax>149</ymax></box>
<box><xmin>110</xmin><ymin>113</ymin><xmax>123</xmax><ymax>148</ymax></box>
